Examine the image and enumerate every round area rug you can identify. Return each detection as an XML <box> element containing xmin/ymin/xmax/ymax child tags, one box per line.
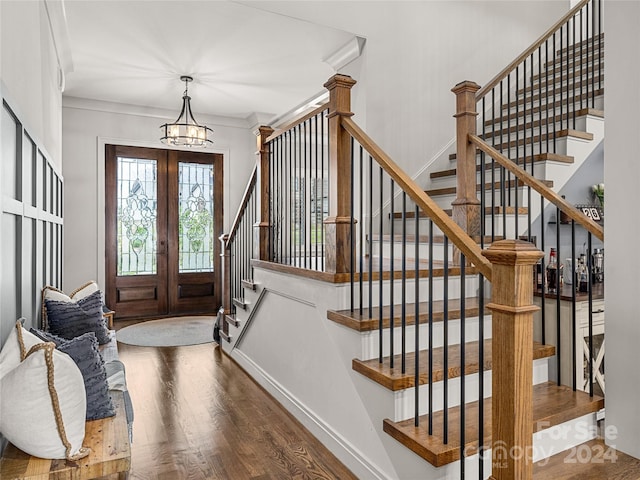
<box><xmin>116</xmin><ymin>316</ymin><xmax>216</xmax><ymax>347</ymax></box>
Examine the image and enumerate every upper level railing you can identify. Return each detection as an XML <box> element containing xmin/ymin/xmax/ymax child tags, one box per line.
<box><xmin>462</xmin><ymin>0</ymin><xmax>603</xmax><ymax>223</ymax></box>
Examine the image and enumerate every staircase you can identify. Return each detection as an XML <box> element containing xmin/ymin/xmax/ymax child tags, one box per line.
<box><xmin>216</xmin><ymin>1</ymin><xmax>636</xmax><ymax>478</ymax></box>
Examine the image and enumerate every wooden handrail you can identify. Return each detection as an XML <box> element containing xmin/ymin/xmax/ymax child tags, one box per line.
<box><xmin>469</xmin><ymin>134</ymin><xmax>604</xmax><ymax>241</ymax></box>
<box><xmin>342</xmin><ymin>117</ymin><xmax>493</xmax><ymax>281</ymax></box>
<box><xmin>476</xmin><ymin>0</ymin><xmax>589</xmax><ymax>100</ymax></box>
<box><xmin>265</xmin><ymin>102</ymin><xmax>329</xmax><ymax>143</ymax></box>
<box><xmin>226</xmin><ymin>163</ymin><xmax>258</xmax><ymax>247</ymax></box>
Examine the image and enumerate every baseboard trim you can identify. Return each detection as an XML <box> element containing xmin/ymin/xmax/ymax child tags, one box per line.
<box><xmin>231</xmin><ymin>349</ymin><xmax>391</xmax><ymax>480</ymax></box>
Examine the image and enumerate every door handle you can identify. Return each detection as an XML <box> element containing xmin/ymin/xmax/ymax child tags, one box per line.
<box><xmin>159</xmin><ymin>240</ymin><xmax>167</xmax><ymax>255</ymax></box>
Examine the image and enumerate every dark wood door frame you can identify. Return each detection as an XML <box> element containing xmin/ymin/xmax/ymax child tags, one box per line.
<box><xmin>105</xmin><ymin>144</ymin><xmax>223</xmax><ymax>320</ymax></box>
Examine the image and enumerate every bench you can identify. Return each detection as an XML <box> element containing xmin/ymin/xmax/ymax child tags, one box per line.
<box><xmin>0</xmin><ymin>332</ymin><xmax>132</xmax><ymax>479</ymax></box>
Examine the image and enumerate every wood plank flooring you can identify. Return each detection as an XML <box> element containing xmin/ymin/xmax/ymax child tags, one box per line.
<box><xmin>114</xmin><ymin>324</ymin><xmax>357</xmax><ymax>480</ymax></box>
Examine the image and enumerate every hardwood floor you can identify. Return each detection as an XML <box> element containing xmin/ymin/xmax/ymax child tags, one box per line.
<box><xmin>115</xmin><ymin>329</ymin><xmax>357</xmax><ymax>479</ymax></box>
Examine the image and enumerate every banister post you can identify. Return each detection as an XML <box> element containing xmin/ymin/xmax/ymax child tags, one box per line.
<box><xmin>323</xmin><ymin>74</ymin><xmax>357</xmax><ymax>274</ymax></box>
<box><xmin>255</xmin><ymin>125</ymin><xmax>275</xmax><ymax>261</ymax></box>
<box><xmin>483</xmin><ymin>240</ymin><xmax>543</xmax><ymax>480</ymax></box>
<box><xmin>452</xmin><ymin>81</ymin><xmax>481</xmax><ymax>238</ymax></box>
<box><xmin>218</xmin><ymin>233</ymin><xmax>231</xmax><ymax>336</ymax></box>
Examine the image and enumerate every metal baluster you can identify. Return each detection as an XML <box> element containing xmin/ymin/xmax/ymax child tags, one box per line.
<box><xmin>540</xmin><ymin>195</ymin><xmax>546</xmax><ymax>344</ymax></box>
<box><xmin>321</xmin><ymin>112</ymin><xmax>325</xmax><ymax>271</ymax></box>
<box><xmin>414</xmin><ymin>204</ymin><xmax>420</xmax><ymax>427</ymax></box>
<box><xmin>314</xmin><ymin>115</ymin><xmax>319</xmax><ymax>267</ymax></box>
<box><xmin>428</xmin><ymin>219</ymin><xmax>434</xmax><ymax>435</ymax></box>
<box><xmin>515</xmin><ymin>66</ymin><xmax>520</xmax><ymax>237</ymax></box>
<box><xmin>580</xmin><ymin>8</ymin><xmax>584</xmax><ymax>112</ymax></box>
<box><xmin>459</xmin><ymin>254</ymin><xmax>466</xmax><ymax>480</ymax></box>
<box><xmin>401</xmin><ymin>192</ymin><xmax>407</xmax><ymax>373</ymax></box>
<box><xmin>349</xmin><ymin>137</ymin><xmax>362</xmax><ymax>313</ymax></box>
<box><xmin>491</xmin><ymin>90</ymin><xmax>496</xmax><ymax>241</ymax></box>
<box><xmin>389</xmin><ymin>177</ymin><xmax>395</xmax><ymax>369</ymax></box>
<box><xmin>360</xmin><ymin>145</ymin><xmax>364</xmax><ymax>315</ymax></box>
<box><xmin>560</xmin><ymin>24</ymin><xmax>565</xmax><ymax>135</ymax></box>
<box><xmin>556</xmin><ymin>205</ymin><xmax>562</xmax><ymax>385</ymax></box>
<box><xmin>507</xmin><ymin>73</ymin><xmax>512</xmax><ymax>207</ymax></box>
<box><xmin>553</xmin><ymin>33</ymin><xmax>557</xmax><ymax>153</ymax></box>
<box><xmin>350</xmin><ymin>137</ymin><xmax>355</xmax><ymax>312</ymax></box>
<box><xmin>369</xmin><ymin>155</ymin><xmax>373</xmax><ymax>318</ymax></box>
<box><xmin>545</xmin><ymin>39</ymin><xmax>550</xmax><ymax>152</ymax></box>
<box><xmin>303</xmin><ymin>120</ymin><xmax>308</xmax><ymax>269</ymax></box>
<box><xmin>572</xmin><ymin>15</ymin><xmax>577</xmax><ymax>129</ymax></box>
<box><xmin>379</xmin><ymin>166</ymin><xmax>384</xmax><ymax>364</ymax></box>
<box><xmin>443</xmin><ymin>236</ymin><xmax>449</xmax><ymax>444</ymax></box>
<box><xmin>539</xmin><ymin>45</ymin><xmax>543</xmax><ymax>157</ymax></box>
<box><xmin>572</xmin><ymin>220</ymin><xmax>577</xmax><ymax>391</ymax></box>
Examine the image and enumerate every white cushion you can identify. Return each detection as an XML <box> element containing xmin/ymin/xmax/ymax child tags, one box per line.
<box><xmin>0</xmin><ymin>322</ymin><xmax>89</xmax><ymax>460</ymax></box>
<box><xmin>70</xmin><ymin>281</ymin><xmax>100</xmax><ymax>301</ymax></box>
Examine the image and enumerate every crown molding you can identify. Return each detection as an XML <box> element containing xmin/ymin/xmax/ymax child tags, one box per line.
<box><xmin>43</xmin><ymin>0</ymin><xmax>74</xmax><ymax>92</ymax></box>
<box><xmin>62</xmin><ymin>96</ymin><xmax>255</xmax><ymax>129</ymax></box>
<box><xmin>323</xmin><ymin>36</ymin><xmax>366</xmax><ymax>72</ymax></box>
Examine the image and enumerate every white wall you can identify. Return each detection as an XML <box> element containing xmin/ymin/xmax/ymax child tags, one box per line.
<box><xmin>245</xmin><ymin>1</ymin><xmax>568</xmax><ymax>179</ymax></box>
<box><xmin>61</xmin><ymin>102</ymin><xmax>256</xmax><ymax>291</ymax></box>
<box><xmin>1</xmin><ymin>0</ymin><xmax>62</xmax><ymax>166</ymax></box>
<box><xmin>604</xmin><ymin>0</ymin><xmax>640</xmax><ymax>459</ymax></box>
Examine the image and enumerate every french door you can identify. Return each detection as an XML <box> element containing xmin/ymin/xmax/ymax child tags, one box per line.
<box><xmin>105</xmin><ymin>145</ymin><xmax>223</xmax><ymax>319</ymax></box>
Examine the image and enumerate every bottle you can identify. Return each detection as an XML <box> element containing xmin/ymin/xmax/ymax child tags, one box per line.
<box><xmin>546</xmin><ymin>248</ymin><xmax>558</xmax><ymax>293</ymax></box>
<box><xmin>578</xmin><ymin>254</ymin><xmax>589</xmax><ymax>293</ymax></box>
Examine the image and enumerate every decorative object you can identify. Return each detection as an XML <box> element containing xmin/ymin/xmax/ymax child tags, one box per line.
<box><xmin>45</xmin><ymin>290</ymin><xmax>111</xmax><ymax>344</ymax></box>
<box><xmin>592</xmin><ymin>183</ymin><xmax>604</xmax><ymax>207</ymax></box>
<box><xmin>0</xmin><ymin>322</ymin><xmax>88</xmax><ymax>460</ymax></box>
<box><xmin>116</xmin><ymin>316</ymin><xmax>216</xmax><ymax>347</ymax></box>
<box><xmin>160</xmin><ymin>75</ymin><xmax>213</xmax><ymax>147</ymax></box>
<box><xmin>30</xmin><ymin>329</ymin><xmax>115</xmax><ymax>421</ymax></box>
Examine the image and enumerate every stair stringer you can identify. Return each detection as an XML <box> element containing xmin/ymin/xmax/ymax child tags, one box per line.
<box><xmin>220</xmin><ymin>266</ymin><xmax>468</xmax><ymax>480</ymax></box>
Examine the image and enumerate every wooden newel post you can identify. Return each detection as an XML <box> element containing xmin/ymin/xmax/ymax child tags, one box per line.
<box><xmin>323</xmin><ymin>74</ymin><xmax>357</xmax><ymax>274</ymax></box>
<box><xmin>255</xmin><ymin>125</ymin><xmax>275</xmax><ymax>261</ymax></box>
<box><xmin>452</xmin><ymin>81</ymin><xmax>481</xmax><ymax>237</ymax></box>
<box><xmin>483</xmin><ymin>240</ymin><xmax>543</xmax><ymax>480</ymax></box>
<box><xmin>219</xmin><ymin>233</ymin><xmax>231</xmax><ymax>335</ymax></box>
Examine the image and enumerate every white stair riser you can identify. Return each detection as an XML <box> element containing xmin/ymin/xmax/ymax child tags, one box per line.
<box><xmin>389</xmin><ymin>358</ymin><xmax>549</xmax><ymax>422</ymax></box>
<box><xmin>350</xmin><ymin>275</ymin><xmax>485</xmax><ymax>307</ymax></box>
<box><xmin>359</xmin><ymin>316</ymin><xmax>493</xmax><ymax>360</ymax></box>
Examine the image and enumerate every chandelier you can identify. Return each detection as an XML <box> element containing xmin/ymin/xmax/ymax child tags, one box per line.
<box><xmin>160</xmin><ymin>75</ymin><xmax>213</xmax><ymax>147</ymax></box>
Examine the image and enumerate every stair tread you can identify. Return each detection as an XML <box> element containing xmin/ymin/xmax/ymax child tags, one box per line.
<box><xmin>482</xmin><ymin>110</ymin><xmax>603</xmax><ymax>140</ymax></box>
<box><xmin>392</xmin><ymin>206</ymin><xmax>528</xmax><ymax>219</ymax></box>
<box><xmin>437</xmin><ymin>153</ymin><xmax>573</xmax><ymax>177</ymax></box>
<box><xmin>534</xmin><ymin>438</ymin><xmax>640</xmax><ymax>479</ymax></box>
<box><xmin>544</xmin><ymin>48</ymin><xmax>603</xmax><ymax>69</ymax></box>
<box><xmin>555</xmin><ymin>33</ymin><xmax>603</xmax><ymax>56</ymax></box>
<box><xmin>426</xmin><ymin>179</ymin><xmax>553</xmax><ymax>197</ymax></box>
<box><xmin>500</xmin><ymin>89</ymin><xmax>604</xmax><ymax>114</ymax></box>
<box><xmin>328</xmin><ymin>297</ymin><xmax>483</xmax><ymax>332</ymax></box>
<box><xmin>370</xmin><ymin>233</ymin><xmax>501</xmax><ymax>244</ymax></box>
<box><xmin>519</xmin><ymin>74</ymin><xmax>604</xmax><ymax>96</ymax></box>
<box><xmin>353</xmin><ymin>340</ymin><xmax>554</xmax><ymax>391</ymax></box>
<box><xmin>484</xmin><ymin>107</ymin><xmax>603</xmax><ymax>128</ymax></box>
<box><xmin>383</xmin><ymin>381</ymin><xmax>604</xmax><ymax>467</ymax></box>
<box><xmin>489</xmin><ymin>129</ymin><xmax>593</xmax><ymax>153</ymax></box>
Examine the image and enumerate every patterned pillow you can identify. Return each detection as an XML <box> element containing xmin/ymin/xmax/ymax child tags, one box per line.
<box><xmin>0</xmin><ymin>322</ymin><xmax>89</xmax><ymax>460</ymax></box>
<box><xmin>31</xmin><ymin>329</ymin><xmax>115</xmax><ymax>420</ymax></box>
<box><xmin>45</xmin><ymin>290</ymin><xmax>111</xmax><ymax>344</ymax></box>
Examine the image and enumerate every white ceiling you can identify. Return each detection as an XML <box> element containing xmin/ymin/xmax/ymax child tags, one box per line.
<box><xmin>61</xmin><ymin>0</ymin><xmax>357</xmax><ymax>122</ymax></box>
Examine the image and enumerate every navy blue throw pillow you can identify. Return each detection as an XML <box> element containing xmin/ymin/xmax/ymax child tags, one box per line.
<box><xmin>30</xmin><ymin>328</ymin><xmax>115</xmax><ymax>421</ymax></box>
<box><xmin>45</xmin><ymin>290</ymin><xmax>110</xmax><ymax>345</ymax></box>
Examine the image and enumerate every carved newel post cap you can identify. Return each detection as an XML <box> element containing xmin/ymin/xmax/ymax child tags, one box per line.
<box><xmin>451</xmin><ymin>80</ymin><xmax>481</xmax><ymax>94</ymax></box>
<box><xmin>482</xmin><ymin>239</ymin><xmax>543</xmax><ymax>266</ymax></box>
